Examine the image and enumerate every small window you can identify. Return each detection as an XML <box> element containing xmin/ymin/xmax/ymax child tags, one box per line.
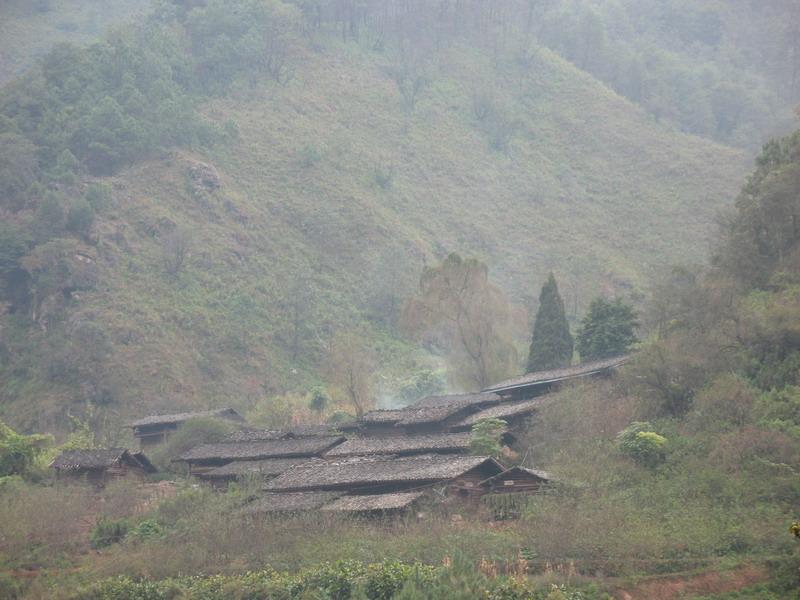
<box><xmin>503</xmin><ymin>480</ymin><xmax>515</xmax><ymax>486</ymax></box>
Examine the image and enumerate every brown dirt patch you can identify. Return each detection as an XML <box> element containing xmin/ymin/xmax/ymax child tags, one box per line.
<box><xmin>614</xmin><ymin>563</ymin><xmax>769</xmax><ymax>600</ymax></box>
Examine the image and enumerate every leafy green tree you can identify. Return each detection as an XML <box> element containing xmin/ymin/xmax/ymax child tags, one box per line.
<box><xmin>527</xmin><ymin>273</ymin><xmax>573</xmax><ymax>372</ymax></box>
<box><xmin>577</xmin><ymin>297</ymin><xmax>638</xmax><ymax>360</ymax></box>
<box><xmin>308</xmin><ymin>387</ymin><xmax>329</xmax><ymax>413</ymax></box>
<box><xmin>31</xmin><ymin>192</ymin><xmax>65</xmax><ymax>242</ymax></box>
<box><xmin>0</xmin><ymin>133</ymin><xmax>38</xmax><ymax>211</ymax></box>
<box><xmin>0</xmin><ymin>223</ymin><xmax>31</xmax><ymax>306</ymax></box>
<box><xmin>66</xmin><ymin>198</ymin><xmax>95</xmax><ymax>237</ymax></box>
<box><xmin>469</xmin><ymin>417</ymin><xmax>507</xmax><ymax>458</ymax></box>
<box><xmin>0</xmin><ymin>421</ymin><xmax>51</xmax><ymax>480</ymax></box>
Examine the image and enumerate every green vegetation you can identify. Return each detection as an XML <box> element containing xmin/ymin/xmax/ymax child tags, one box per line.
<box><xmin>576</xmin><ymin>298</ymin><xmax>639</xmax><ymax>360</ymax></box>
<box><xmin>527</xmin><ymin>273</ymin><xmax>573</xmax><ymax>372</ymax></box>
<box><xmin>470</xmin><ymin>417</ymin><xmax>508</xmax><ymax>458</ymax></box>
<box><xmin>0</xmin><ymin>0</ymin><xmax>751</xmax><ymax>434</ymax></box>
<box><xmin>0</xmin><ymin>2</ymin><xmax>799</xmax><ymax>597</ymax></box>
<box><xmin>0</xmin><ymin>421</ymin><xmax>50</xmax><ymax>482</ymax></box>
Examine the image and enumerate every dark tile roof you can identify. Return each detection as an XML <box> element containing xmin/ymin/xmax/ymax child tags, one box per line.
<box><xmin>264</xmin><ymin>454</ymin><xmax>504</xmax><ymax>492</ymax></box>
<box><xmin>198</xmin><ymin>458</ymin><xmax>309</xmax><ymax>479</ymax></box>
<box><xmin>176</xmin><ymin>436</ymin><xmax>344</xmax><ymax>463</ymax></box>
<box><xmin>128</xmin><ymin>408</ymin><xmax>243</xmax><ymax>429</ymax></box>
<box><xmin>482</xmin><ymin>355</ymin><xmax>630</xmax><ymax>394</ymax></box>
<box><xmin>321</xmin><ymin>491</ymin><xmax>425</xmax><ymax>513</ymax></box>
<box><xmin>360</xmin><ymin>410</ymin><xmax>405</xmax><ymax>425</ymax></box>
<box><xmin>325</xmin><ymin>433</ymin><xmax>472</xmax><ymax>458</ymax></box>
<box><xmin>243</xmin><ymin>491</ymin><xmax>343</xmax><ymax>513</ymax></box>
<box><xmin>225</xmin><ymin>429</ymin><xmax>292</xmax><ymax>442</ymax></box>
<box><xmin>410</xmin><ymin>392</ymin><xmax>501</xmax><ymax>409</ymax></box>
<box><xmin>481</xmin><ymin>466</ymin><xmax>550</xmax><ymax>485</ymax></box>
<box><xmin>451</xmin><ymin>397</ymin><xmax>547</xmax><ymax>429</ymax></box>
<box><xmin>51</xmin><ymin>448</ymin><xmax>156</xmax><ymax>473</ymax></box>
<box><xmin>394</xmin><ymin>404</ymin><xmax>475</xmax><ymax>426</ymax></box>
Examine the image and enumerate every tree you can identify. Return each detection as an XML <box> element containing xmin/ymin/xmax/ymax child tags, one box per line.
<box><xmin>527</xmin><ymin>273</ymin><xmax>573</xmax><ymax>372</ymax></box>
<box><xmin>308</xmin><ymin>387</ymin><xmax>329</xmax><ymax>414</ymax></box>
<box><xmin>0</xmin><ymin>133</ymin><xmax>38</xmax><ymax>211</ymax></box>
<box><xmin>616</xmin><ymin>422</ymin><xmax>666</xmax><ymax>468</ymax></box>
<box><xmin>325</xmin><ymin>331</ymin><xmax>375</xmax><ymax>418</ymax></box>
<box><xmin>577</xmin><ymin>297</ymin><xmax>638</xmax><ymax>361</ymax></box>
<box><xmin>401</xmin><ymin>253</ymin><xmax>516</xmax><ymax>390</ymax></box>
<box><xmin>161</xmin><ymin>227</ymin><xmax>191</xmax><ymax>276</ymax></box>
<box><xmin>0</xmin><ymin>421</ymin><xmax>51</xmax><ymax>480</ymax></box>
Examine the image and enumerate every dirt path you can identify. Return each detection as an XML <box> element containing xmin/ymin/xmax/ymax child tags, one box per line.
<box><xmin>614</xmin><ymin>563</ymin><xmax>770</xmax><ymax>599</ymax></box>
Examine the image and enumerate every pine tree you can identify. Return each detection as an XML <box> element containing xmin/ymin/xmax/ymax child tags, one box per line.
<box><xmin>577</xmin><ymin>297</ymin><xmax>638</xmax><ymax>361</ymax></box>
<box><xmin>527</xmin><ymin>273</ymin><xmax>573</xmax><ymax>372</ymax></box>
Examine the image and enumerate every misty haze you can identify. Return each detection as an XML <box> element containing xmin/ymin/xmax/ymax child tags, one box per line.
<box><xmin>0</xmin><ymin>1</ymin><xmax>799</xmax><ymax>598</ymax></box>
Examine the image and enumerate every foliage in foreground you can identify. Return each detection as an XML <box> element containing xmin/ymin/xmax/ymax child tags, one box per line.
<box><xmin>72</xmin><ymin>559</ymin><xmax>608</xmax><ymax>600</ymax></box>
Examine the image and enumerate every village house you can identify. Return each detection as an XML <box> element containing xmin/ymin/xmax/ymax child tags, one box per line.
<box><xmin>196</xmin><ymin>457</ymin><xmax>311</xmax><ymax>488</ymax></box>
<box><xmin>357</xmin><ymin>393</ymin><xmax>502</xmax><ymax>436</ymax></box>
<box><xmin>128</xmin><ymin>407</ymin><xmax>244</xmax><ymax>449</ymax></box>
<box><xmin>482</xmin><ymin>355</ymin><xmax>630</xmax><ymax>401</ymax></box>
<box><xmin>324</xmin><ymin>432</ymin><xmax>473</xmax><ymax>459</ymax></box>
<box><xmin>263</xmin><ymin>453</ymin><xmax>507</xmax><ymax>496</ymax></box>
<box><xmin>449</xmin><ymin>397</ymin><xmax>547</xmax><ymax>432</ymax></box>
<box><xmin>243</xmin><ymin>491</ymin><xmax>344</xmax><ymax>514</ymax></box>
<box><xmin>176</xmin><ymin>436</ymin><xmax>345</xmax><ymax>476</ymax></box>
<box><xmin>320</xmin><ymin>491</ymin><xmax>426</xmax><ymax>516</ymax></box>
<box><xmin>51</xmin><ymin>448</ymin><xmax>156</xmax><ymax>486</ymax></box>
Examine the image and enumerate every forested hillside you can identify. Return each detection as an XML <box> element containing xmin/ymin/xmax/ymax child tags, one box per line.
<box><xmin>0</xmin><ymin>0</ymin><xmax>792</xmax><ymax>437</ymax></box>
<box><xmin>0</xmin><ymin>0</ymin><xmax>745</xmax><ymax>436</ymax></box>
<box><xmin>1</xmin><ymin>3</ymin><xmax>800</xmax><ymax>598</ymax></box>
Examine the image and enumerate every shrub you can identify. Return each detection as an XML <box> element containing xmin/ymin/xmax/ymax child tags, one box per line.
<box><xmin>373</xmin><ymin>161</ymin><xmax>394</xmax><ymax>190</ymax></box>
<box><xmin>309</xmin><ymin>387</ymin><xmax>330</xmax><ymax>413</ymax></box>
<box><xmin>85</xmin><ymin>183</ymin><xmax>112</xmax><ymax>212</ymax></box>
<box><xmin>299</xmin><ymin>143</ymin><xmax>322</xmax><ymax>168</ymax></box>
<box><xmin>66</xmin><ymin>198</ymin><xmax>95</xmax><ymax>237</ymax></box>
<box><xmin>688</xmin><ymin>373</ymin><xmax>757</xmax><ymax>431</ymax></box>
<box><xmin>152</xmin><ymin>417</ymin><xmax>235</xmax><ymax>467</ymax></box>
<box><xmin>129</xmin><ymin>519</ymin><xmax>164</xmax><ymax>543</ymax></box>
<box><xmin>90</xmin><ymin>516</ymin><xmax>130</xmax><ymax>549</ymax></box>
<box><xmin>616</xmin><ymin>422</ymin><xmax>667</xmax><ymax>468</ymax></box>
<box><xmin>470</xmin><ymin>418</ymin><xmax>508</xmax><ymax>457</ymax></box>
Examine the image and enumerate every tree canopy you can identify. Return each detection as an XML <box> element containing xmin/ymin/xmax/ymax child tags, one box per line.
<box><xmin>527</xmin><ymin>273</ymin><xmax>573</xmax><ymax>372</ymax></box>
<box><xmin>577</xmin><ymin>297</ymin><xmax>638</xmax><ymax>361</ymax></box>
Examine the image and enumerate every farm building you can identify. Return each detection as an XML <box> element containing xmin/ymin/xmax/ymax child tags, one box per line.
<box><xmin>321</xmin><ymin>491</ymin><xmax>425</xmax><ymax>515</ymax></box>
<box><xmin>243</xmin><ymin>491</ymin><xmax>344</xmax><ymax>514</ymax></box>
<box><xmin>51</xmin><ymin>448</ymin><xmax>156</xmax><ymax>486</ymax></box>
<box><xmin>450</xmin><ymin>397</ymin><xmax>547</xmax><ymax>431</ymax></box>
<box><xmin>324</xmin><ymin>433</ymin><xmax>473</xmax><ymax>458</ymax></box>
<box><xmin>195</xmin><ymin>457</ymin><xmax>310</xmax><ymax>488</ymax></box>
<box><xmin>356</xmin><ymin>393</ymin><xmax>502</xmax><ymax>435</ymax></box>
<box><xmin>176</xmin><ymin>436</ymin><xmax>345</xmax><ymax>476</ymax></box>
<box><xmin>483</xmin><ymin>355</ymin><xmax>630</xmax><ymax>400</ymax></box>
<box><xmin>264</xmin><ymin>453</ymin><xmax>506</xmax><ymax>496</ymax></box>
<box><xmin>128</xmin><ymin>407</ymin><xmax>244</xmax><ymax>449</ymax></box>
<box><xmin>481</xmin><ymin>466</ymin><xmax>550</xmax><ymax>494</ymax></box>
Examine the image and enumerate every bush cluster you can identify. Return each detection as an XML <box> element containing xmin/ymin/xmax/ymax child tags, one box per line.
<box><xmin>73</xmin><ymin>560</ymin><xmax>608</xmax><ymax>600</ymax></box>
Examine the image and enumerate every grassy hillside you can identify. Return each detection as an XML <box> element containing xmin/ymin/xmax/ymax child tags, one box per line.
<box><xmin>0</xmin><ymin>28</ymin><xmax>747</xmax><ymax>434</ymax></box>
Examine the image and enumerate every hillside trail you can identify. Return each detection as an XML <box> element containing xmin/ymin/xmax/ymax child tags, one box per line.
<box><xmin>613</xmin><ymin>563</ymin><xmax>769</xmax><ymax>599</ymax></box>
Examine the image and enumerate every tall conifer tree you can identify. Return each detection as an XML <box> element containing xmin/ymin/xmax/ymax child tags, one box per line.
<box><xmin>527</xmin><ymin>273</ymin><xmax>573</xmax><ymax>372</ymax></box>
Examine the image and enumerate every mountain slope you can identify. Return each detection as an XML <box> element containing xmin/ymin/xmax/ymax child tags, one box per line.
<box><xmin>0</xmin><ymin>33</ymin><xmax>748</xmax><ymax>434</ymax></box>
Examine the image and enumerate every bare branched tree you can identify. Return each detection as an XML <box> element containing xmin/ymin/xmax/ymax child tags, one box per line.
<box><xmin>324</xmin><ymin>331</ymin><xmax>375</xmax><ymax>418</ymax></box>
<box><xmin>162</xmin><ymin>228</ymin><xmax>192</xmax><ymax>276</ymax></box>
<box><xmin>401</xmin><ymin>253</ymin><xmax>517</xmax><ymax>390</ymax></box>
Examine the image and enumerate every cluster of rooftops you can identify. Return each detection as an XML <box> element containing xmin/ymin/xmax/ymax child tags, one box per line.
<box><xmin>51</xmin><ymin>355</ymin><xmax>629</xmax><ymax>516</ymax></box>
